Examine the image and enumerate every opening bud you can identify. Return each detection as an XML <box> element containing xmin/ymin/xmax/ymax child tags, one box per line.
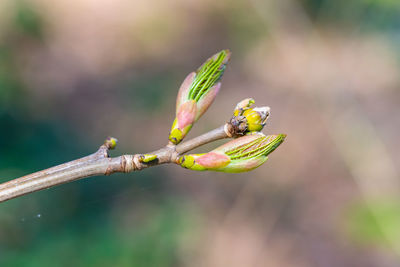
<box><xmin>169</xmin><ymin>50</ymin><xmax>231</xmax><ymax>145</ymax></box>
<box><xmin>178</xmin><ymin>133</ymin><xmax>286</xmax><ymax>173</ymax></box>
<box><xmin>139</xmin><ymin>154</ymin><xmax>158</xmax><ymax>163</ymax></box>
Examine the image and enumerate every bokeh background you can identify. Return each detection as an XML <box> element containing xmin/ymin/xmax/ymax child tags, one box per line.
<box><xmin>1</xmin><ymin>0</ymin><xmax>400</xmax><ymax>266</ymax></box>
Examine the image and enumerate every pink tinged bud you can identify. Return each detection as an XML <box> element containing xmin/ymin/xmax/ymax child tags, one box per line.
<box><xmin>178</xmin><ymin>134</ymin><xmax>285</xmax><ymax>172</ymax></box>
<box><xmin>177</xmin><ymin>100</ymin><xmax>197</xmax><ymax>129</ymax></box>
<box><xmin>195</xmin><ymin>152</ymin><xmax>230</xmax><ymax>169</ymax></box>
<box><xmin>170</xmin><ymin>50</ymin><xmax>231</xmax><ymax>145</ymax></box>
<box><xmin>176</xmin><ymin>72</ymin><xmax>196</xmax><ymax>112</ymax></box>
<box><xmin>195</xmin><ymin>82</ymin><xmax>221</xmax><ymax>120</ymax></box>
<box><xmin>215</xmin><ymin>133</ymin><xmax>285</xmax><ymax>173</ymax></box>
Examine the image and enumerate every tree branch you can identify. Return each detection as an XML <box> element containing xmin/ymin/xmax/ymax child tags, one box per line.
<box><xmin>0</xmin><ymin>50</ymin><xmax>284</xmax><ymax>203</ymax></box>
<box><xmin>0</xmin><ymin>123</ymin><xmax>234</xmax><ymax>203</ymax></box>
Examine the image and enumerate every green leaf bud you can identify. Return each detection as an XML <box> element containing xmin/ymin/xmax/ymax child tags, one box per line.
<box><xmin>169</xmin><ymin>50</ymin><xmax>231</xmax><ymax>144</ymax></box>
<box><xmin>178</xmin><ymin>133</ymin><xmax>286</xmax><ymax>173</ymax></box>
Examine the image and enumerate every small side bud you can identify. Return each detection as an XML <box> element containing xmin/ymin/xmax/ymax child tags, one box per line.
<box><xmin>140</xmin><ymin>154</ymin><xmax>158</xmax><ymax>163</ymax></box>
<box><xmin>178</xmin><ymin>133</ymin><xmax>286</xmax><ymax>173</ymax></box>
<box><xmin>230</xmin><ymin>99</ymin><xmax>270</xmax><ymax>135</ymax></box>
<box><xmin>104</xmin><ymin>137</ymin><xmax>118</xmax><ymax>149</ymax></box>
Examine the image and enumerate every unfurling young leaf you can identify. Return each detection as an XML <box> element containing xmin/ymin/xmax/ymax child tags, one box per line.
<box><xmin>178</xmin><ymin>133</ymin><xmax>286</xmax><ymax>173</ymax></box>
<box><xmin>169</xmin><ymin>50</ymin><xmax>231</xmax><ymax>145</ymax></box>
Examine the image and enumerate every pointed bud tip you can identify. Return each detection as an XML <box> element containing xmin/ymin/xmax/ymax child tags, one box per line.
<box><xmin>221</xmin><ymin>49</ymin><xmax>231</xmax><ymax>63</ymax></box>
<box><xmin>274</xmin><ymin>133</ymin><xmax>286</xmax><ymax>139</ymax></box>
<box><xmin>261</xmin><ymin>134</ymin><xmax>286</xmax><ymax>157</ymax></box>
<box><xmin>212</xmin><ymin>49</ymin><xmax>231</xmax><ymax>59</ymax></box>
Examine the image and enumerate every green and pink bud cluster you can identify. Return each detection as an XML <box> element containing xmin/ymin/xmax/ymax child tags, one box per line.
<box><xmin>178</xmin><ymin>133</ymin><xmax>286</xmax><ymax>173</ymax></box>
<box><xmin>169</xmin><ymin>50</ymin><xmax>231</xmax><ymax>145</ymax></box>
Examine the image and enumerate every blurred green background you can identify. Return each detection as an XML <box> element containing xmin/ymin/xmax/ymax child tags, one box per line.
<box><xmin>1</xmin><ymin>0</ymin><xmax>400</xmax><ymax>266</ymax></box>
